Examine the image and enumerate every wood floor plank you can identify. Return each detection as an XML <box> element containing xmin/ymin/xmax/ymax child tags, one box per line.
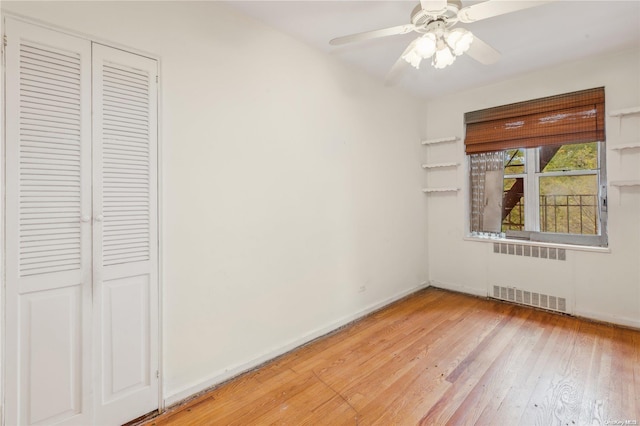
<box><xmin>418</xmin><ymin>305</ymin><xmax>533</xmax><ymax>424</ymax></box>
<box><xmin>517</xmin><ymin>315</ymin><xmax>583</xmax><ymax>425</ymax></box>
<box><xmin>143</xmin><ymin>288</ymin><xmax>640</xmax><ymax>426</ymax></box>
<box><xmin>484</xmin><ymin>313</ymin><xmax>572</xmax><ymax>424</ymax></box>
<box><xmin>608</xmin><ymin>326</ymin><xmax>638</xmax><ymax>421</ymax></box>
<box><xmin>294</xmin><ymin>292</ymin><xmax>456</xmax><ymax>379</ymax></box>
<box><xmin>576</xmin><ymin>322</ymin><xmax>609</xmax><ymax>425</ymax></box>
<box><xmin>446</xmin><ymin>308</ymin><xmax>544</xmax><ymax>425</ymax></box>
<box><xmin>360</xmin><ymin>302</ymin><xmax>520</xmax><ymax>424</ymax></box>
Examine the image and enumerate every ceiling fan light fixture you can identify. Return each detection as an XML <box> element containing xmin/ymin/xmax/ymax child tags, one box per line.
<box><xmin>415</xmin><ymin>33</ymin><xmax>437</xmax><ymax>58</ymax></box>
<box><xmin>332</xmin><ymin>0</ymin><xmax>558</xmax><ymax>78</ymax></box>
<box><xmin>433</xmin><ymin>44</ymin><xmax>455</xmax><ymax>69</ymax></box>
<box><xmin>402</xmin><ymin>48</ymin><xmax>423</xmax><ymax>69</ymax></box>
<box><xmin>446</xmin><ymin>28</ymin><xmax>474</xmax><ymax>56</ymax></box>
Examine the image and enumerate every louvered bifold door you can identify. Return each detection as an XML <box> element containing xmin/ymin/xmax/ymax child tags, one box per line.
<box><xmin>4</xmin><ymin>18</ymin><xmax>93</xmax><ymax>426</ymax></box>
<box><xmin>91</xmin><ymin>43</ymin><xmax>159</xmax><ymax>425</ymax></box>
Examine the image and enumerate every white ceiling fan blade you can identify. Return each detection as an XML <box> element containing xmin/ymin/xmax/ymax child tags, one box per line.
<box><xmin>466</xmin><ymin>35</ymin><xmax>501</xmax><ymax>65</ymax></box>
<box><xmin>458</xmin><ymin>0</ymin><xmax>556</xmax><ymax>23</ymax></box>
<box><xmin>385</xmin><ymin>39</ymin><xmax>417</xmax><ymax>86</ymax></box>
<box><xmin>420</xmin><ymin>0</ymin><xmax>447</xmax><ymax>13</ymax></box>
<box><xmin>329</xmin><ymin>24</ymin><xmax>414</xmax><ymax>46</ymax></box>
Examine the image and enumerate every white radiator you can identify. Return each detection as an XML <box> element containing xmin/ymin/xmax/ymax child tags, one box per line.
<box><xmin>491</xmin><ymin>285</ymin><xmax>567</xmax><ymax>313</ymax></box>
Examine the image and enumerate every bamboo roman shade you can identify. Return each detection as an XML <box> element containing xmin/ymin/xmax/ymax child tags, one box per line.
<box><xmin>464</xmin><ymin>87</ymin><xmax>605</xmax><ymax>154</ymax></box>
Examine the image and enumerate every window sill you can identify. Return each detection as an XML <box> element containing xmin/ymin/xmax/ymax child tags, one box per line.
<box><xmin>463</xmin><ymin>236</ymin><xmax>611</xmax><ymax>254</ymax></box>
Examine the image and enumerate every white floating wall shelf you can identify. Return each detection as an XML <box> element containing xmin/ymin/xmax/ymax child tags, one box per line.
<box><xmin>610</xmin><ymin>180</ymin><xmax>640</xmax><ymax>187</ymax></box>
<box><xmin>422</xmin><ymin>187</ymin><xmax>460</xmax><ymax>193</ymax></box>
<box><xmin>421</xmin><ymin>136</ymin><xmax>459</xmax><ymax>146</ymax></box>
<box><xmin>421</xmin><ymin>162</ymin><xmax>459</xmax><ymax>169</ymax></box>
<box><xmin>611</xmin><ymin>142</ymin><xmax>640</xmax><ymax>151</ymax></box>
<box><xmin>608</xmin><ymin>106</ymin><xmax>640</xmax><ymax>117</ymax></box>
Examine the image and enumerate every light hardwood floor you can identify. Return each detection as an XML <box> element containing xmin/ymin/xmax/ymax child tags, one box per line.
<box><xmin>144</xmin><ymin>288</ymin><xmax>640</xmax><ymax>425</ymax></box>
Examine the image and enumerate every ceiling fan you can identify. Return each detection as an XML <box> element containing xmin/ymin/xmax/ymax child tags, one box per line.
<box><xmin>329</xmin><ymin>0</ymin><xmax>555</xmax><ymax>80</ymax></box>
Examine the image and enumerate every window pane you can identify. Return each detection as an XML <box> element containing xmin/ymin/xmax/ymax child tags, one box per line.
<box><xmin>539</xmin><ymin>175</ymin><xmax>599</xmax><ymax>235</ymax></box>
<box><xmin>502</xmin><ymin>177</ymin><xmax>525</xmax><ymax>231</ymax></box>
<box><xmin>504</xmin><ymin>148</ymin><xmax>525</xmax><ymax>175</ymax></box>
<box><xmin>539</xmin><ymin>142</ymin><xmax>598</xmax><ymax>172</ymax></box>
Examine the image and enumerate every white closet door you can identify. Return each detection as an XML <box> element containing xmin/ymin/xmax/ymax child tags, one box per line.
<box><xmin>4</xmin><ymin>18</ymin><xmax>93</xmax><ymax>426</ymax></box>
<box><xmin>91</xmin><ymin>43</ymin><xmax>159</xmax><ymax>425</ymax></box>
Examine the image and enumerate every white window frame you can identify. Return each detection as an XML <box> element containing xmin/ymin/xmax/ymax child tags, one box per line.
<box><xmin>502</xmin><ymin>142</ymin><xmax>607</xmax><ymax>247</ymax></box>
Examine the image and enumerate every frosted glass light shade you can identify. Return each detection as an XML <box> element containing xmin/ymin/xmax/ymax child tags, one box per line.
<box><xmin>433</xmin><ymin>45</ymin><xmax>455</xmax><ymax>69</ymax></box>
<box><xmin>446</xmin><ymin>28</ymin><xmax>474</xmax><ymax>56</ymax></box>
<box><xmin>415</xmin><ymin>34</ymin><xmax>437</xmax><ymax>58</ymax></box>
<box><xmin>402</xmin><ymin>49</ymin><xmax>422</xmax><ymax>69</ymax></box>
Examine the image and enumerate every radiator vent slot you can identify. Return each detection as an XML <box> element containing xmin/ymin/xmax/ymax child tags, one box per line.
<box><xmin>493</xmin><ymin>242</ymin><xmax>566</xmax><ymax>261</ymax></box>
<box><xmin>491</xmin><ymin>285</ymin><xmax>567</xmax><ymax>313</ymax></box>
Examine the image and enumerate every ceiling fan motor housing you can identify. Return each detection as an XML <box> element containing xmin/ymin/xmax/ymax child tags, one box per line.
<box><xmin>411</xmin><ymin>0</ymin><xmax>463</xmax><ymax>30</ymax></box>
<box><xmin>426</xmin><ymin>20</ymin><xmax>447</xmax><ymax>37</ymax></box>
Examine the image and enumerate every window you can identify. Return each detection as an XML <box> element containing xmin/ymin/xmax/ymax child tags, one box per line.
<box><xmin>465</xmin><ymin>88</ymin><xmax>607</xmax><ymax>247</ymax></box>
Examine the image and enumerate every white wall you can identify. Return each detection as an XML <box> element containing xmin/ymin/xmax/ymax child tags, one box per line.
<box><xmin>424</xmin><ymin>48</ymin><xmax>640</xmax><ymax>328</ymax></box>
<box><xmin>1</xmin><ymin>1</ymin><xmax>428</xmax><ymax>403</ymax></box>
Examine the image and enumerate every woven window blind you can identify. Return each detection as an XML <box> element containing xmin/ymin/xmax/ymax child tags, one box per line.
<box><xmin>464</xmin><ymin>87</ymin><xmax>605</xmax><ymax>154</ymax></box>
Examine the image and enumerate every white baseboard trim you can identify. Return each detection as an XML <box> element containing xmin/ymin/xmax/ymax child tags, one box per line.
<box><xmin>574</xmin><ymin>309</ymin><xmax>640</xmax><ymax>330</ymax></box>
<box><xmin>429</xmin><ymin>280</ymin><xmax>487</xmax><ymax>298</ymax></box>
<box><xmin>164</xmin><ymin>281</ymin><xmax>430</xmax><ymax>407</ymax></box>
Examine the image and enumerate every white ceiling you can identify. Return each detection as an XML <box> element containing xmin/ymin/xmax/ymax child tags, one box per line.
<box><xmin>225</xmin><ymin>0</ymin><xmax>640</xmax><ymax>99</ymax></box>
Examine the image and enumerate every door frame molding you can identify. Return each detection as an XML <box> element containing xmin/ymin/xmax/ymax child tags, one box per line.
<box><xmin>0</xmin><ymin>12</ymin><xmax>165</xmax><ymax>421</ymax></box>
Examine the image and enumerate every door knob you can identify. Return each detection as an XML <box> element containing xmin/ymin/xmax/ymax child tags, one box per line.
<box><xmin>95</xmin><ymin>214</ymin><xmax>104</xmax><ymax>222</ymax></box>
<box><xmin>81</xmin><ymin>215</ymin><xmax>91</xmax><ymax>223</ymax></box>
